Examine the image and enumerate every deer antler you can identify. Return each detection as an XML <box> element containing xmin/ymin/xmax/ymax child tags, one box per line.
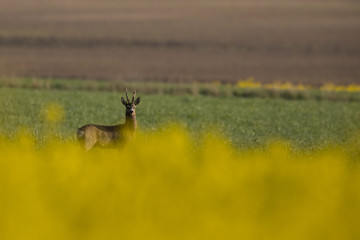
<box><xmin>132</xmin><ymin>89</ymin><xmax>136</xmax><ymax>103</ymax></box>
<box><xmin>125</xmin><ymin>88</ymin><xmax>130</xmax><ymax>103</ymax></box>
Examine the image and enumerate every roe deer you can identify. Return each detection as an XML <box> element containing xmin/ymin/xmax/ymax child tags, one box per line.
<box><xmin>77</xmin><ymin>89</ymin><xmax>141</xmax><ymax>151</ymax></box>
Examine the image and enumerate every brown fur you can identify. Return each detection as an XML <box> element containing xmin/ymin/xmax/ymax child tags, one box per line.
<box><xmin>77</xmin><ymin>90</ymin><xmax>140</xmax><ymax>151</ymax></box>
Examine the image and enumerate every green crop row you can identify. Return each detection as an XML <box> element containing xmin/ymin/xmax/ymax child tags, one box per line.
<box><xmin>1</xmin><ymin>87</ymin><xmax>360</xmax><ymax>150</ymax></box>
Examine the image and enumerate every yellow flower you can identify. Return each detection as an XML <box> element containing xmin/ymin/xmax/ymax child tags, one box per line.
<box><xmin>43</xmin><ymin>102</ymin><xmax>65</xmax><ymax>123</ymax></box>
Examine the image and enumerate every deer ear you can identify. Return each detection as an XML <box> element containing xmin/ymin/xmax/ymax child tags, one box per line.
<box><xmin>121</xmin><ymin>97</ymin><xmax>127</xmax><ymax>105</ymax></box>
<box><xmin>134</xmin><ymin>97</ymin><xmax>141</xmax><ymax>105</ymax></box>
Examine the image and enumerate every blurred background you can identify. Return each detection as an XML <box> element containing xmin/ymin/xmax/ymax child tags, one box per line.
<box><xmin>0</xmin><ymin>0</ymin><xmax>359</xmax><ymax>86</ymax></box>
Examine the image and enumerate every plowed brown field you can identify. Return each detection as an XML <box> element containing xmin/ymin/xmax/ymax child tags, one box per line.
<box><xmin>0</xmin><ymin>0</ymin><xmax>359</xmax><ymax>85</ymax></box>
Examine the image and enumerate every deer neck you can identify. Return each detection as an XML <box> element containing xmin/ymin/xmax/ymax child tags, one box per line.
<box><xmin>125</xmin><ymin>114</ymin><xmax>137</xmax><ymax>131</ymax></box>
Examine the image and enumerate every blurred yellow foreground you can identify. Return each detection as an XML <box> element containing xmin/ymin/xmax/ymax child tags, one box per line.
<box><xmin>0</xmin><ymin>128</ymin><xmax>359</xmax><ymax>240</ymax></box>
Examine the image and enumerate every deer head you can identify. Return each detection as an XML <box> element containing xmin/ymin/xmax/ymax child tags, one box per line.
<box><xmin>121</xmin><ymin>89</ymin><xmax>141</xmax><ymax>117</ymax></box>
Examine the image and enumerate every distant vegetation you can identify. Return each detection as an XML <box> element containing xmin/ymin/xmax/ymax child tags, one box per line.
<box><xmin>1</xmin><ymin>77</ymin><xmax>360</xmax><ymax>102</ymax></box>
<box><xmin>1</xmin><ymin>86</ymin><xmax>360</xmax><ymax>150</ymax></box>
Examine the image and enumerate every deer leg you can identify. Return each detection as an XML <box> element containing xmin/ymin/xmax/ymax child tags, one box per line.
<box><xmin>83</xmin><ymin>136</ymin><xmax>97</xmax><ymax>152</ymax></box>
<box><xmin>79</xmin><ymin>128</ymin><xmax>98</xmax><ymax>152</ymax></box>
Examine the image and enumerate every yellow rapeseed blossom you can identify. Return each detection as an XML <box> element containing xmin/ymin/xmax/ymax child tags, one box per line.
<box><xmin>236</xmin><ymin>78</ymin><xmax>360</xmax><ymax>93</ymax></box>
<box><xmin>236</xmin><ymin>77</ymin><xmax>261</xmax><ymax>88</ymax></box>
<box><xmin>346</xmin><ymin>84</ymin><xmax>360</xmax><ymax>92</ymax></box>
<box><xmin>42</xmin><ymin>102</ymin><xmax>65</xmax><ymax>123</ymax></box>
<box><xmin>0</xmin><ymin>128</ymin><xmax>359</xmax><ymax>240</ymax></box>
<box><xmin>320</xmin><ymin>83</ymin><xmax>360</xmax><ymax>93</ymax></box>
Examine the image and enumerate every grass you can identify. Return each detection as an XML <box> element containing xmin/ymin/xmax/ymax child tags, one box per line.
<box><xmin>1</xmin><ymin>87</ymin><xmax>360</xmax><ymax>150</ymax></box>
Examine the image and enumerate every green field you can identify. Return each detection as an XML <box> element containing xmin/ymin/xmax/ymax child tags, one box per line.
<box><xmin>1</xmin><ymin>87</ymin><xmax>360</xmax><ymax>150</ymax></box>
